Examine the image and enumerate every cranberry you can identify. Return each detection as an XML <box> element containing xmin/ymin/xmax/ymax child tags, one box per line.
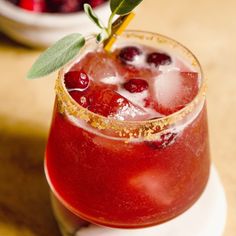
<box><xmin>19</xmin><ymin>0</ymin><xmax>46</xmax><ymax>12</ymax></box>
<box><xmin>64</xmin><ymin>70</ymin><xmax>89</xmax><ymax>90</ymax></box>
<box><xmin>69</xmin><ymin>91</ymin><xmax>90</xmax><ymax>108</ymax></box>
<box><xmin>123</xmin><ymin>79</ymin><xmax>148</xmax><ymax>93</ymax></box>
<box><xmin>46</xmin><ymin>0</ymin><xmax>61</xmax><ymax>12</ymax></box>
<box><xmin>146</xmin><ymin>132</ymin><xmax>178</xmax><ymax>150</ymax></box>
<box><xmin>88</xmin><ymin>0</ymin><xmax>104</xmax><ymax>8</ymax></box>
<box><xmin>46</xmin><ymin>0</ymin><xmax>80</xmax><ymax>13</ymax></box>
<box><xmin>59</xmin><ymin>0</ymin><xmax>80</xmax><ymax>13</ymax></box>
<box><xmin>146</xmin><ymin>52</ymin><xmax>172</xmax><ymax>67</ymax></box>
<box><xmin>119</xmin><ymin>46</ymin><xmax>142</xmax><ymax>63</ymax></box>
<box><xmin>47</xmin><ymin>0</ymin><xmax>64</xmax><ymax>3</ymax></box>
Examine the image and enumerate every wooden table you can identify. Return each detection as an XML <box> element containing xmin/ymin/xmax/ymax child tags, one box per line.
<box><xmin>0</xmin><ymin>0</ymin><xmax>235</xmax><ymax>235</ymax></box>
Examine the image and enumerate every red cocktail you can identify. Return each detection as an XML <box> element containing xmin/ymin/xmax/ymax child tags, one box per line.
<box><xmin>45</xmin><ymin>31</ymin><xmax>210</xmax><ymax>235</ymax></box>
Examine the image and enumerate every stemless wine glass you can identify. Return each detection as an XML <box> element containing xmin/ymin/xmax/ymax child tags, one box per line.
<box><xmin>45</xmin><ymin>30</ymin><xmax>210</xmax><ymax>236</ymax></box>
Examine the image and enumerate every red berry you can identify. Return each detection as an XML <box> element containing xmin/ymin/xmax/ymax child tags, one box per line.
<box><xmin>147</xmin><ymin>52</ymin><xmax>172</xmax><ymax>67</ymax></box>
<box><xmin>47</xmin><ymin>0</ymin><xmax>64</xmax><ymax>3</ymax></box>
<box><xmin>146</xmin><ymin>132</ymin><xmax>178</xmax><ymax>149</ymax></box>
<box><xmin>123</xmin><ymin>79</ymin><xmax>148</xmax><ymax>93</ymax></box>
<box><xmin>88</xmin><ymin>0</ymin><xmax>104</xmax><ymax>8</ymax></box>
<box><xmin>19</xmin><ymin>0</ymin><xmax>46</xmax><ymax>12</ymax></box>
<box><xmin>59</xmin><ymin>0</ymin><xmax>80</xmax><ymax>13</ymax></box>
<box><xmin>69</xmin><ymin>91</ymin><xmax>90</xmax><ymax>108</ymax></box>
<box><xmin>45</xmin><ymin>0</ymin><xmax>61</xmax><ymax>12</ymax></box>
<box><xmin>119</xmin><ymin>46</ymin><xmax>142</xmax><ymax>63</ymax></box>
<box><xmin>64</xmin><ymin>70</ymin><xmax>89</xmax><ymax>90</ymax></box>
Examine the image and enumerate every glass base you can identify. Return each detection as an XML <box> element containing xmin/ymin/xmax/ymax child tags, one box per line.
<box><xmin>51</xmin><ymin>166</ymin><xmax>227</xmax><ymax>236</ymax></box>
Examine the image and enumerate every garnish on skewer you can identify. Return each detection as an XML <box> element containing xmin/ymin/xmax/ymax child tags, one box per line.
<box><xmin>27</xmin><ymin>0</ymin><xmax>143</xmax><ymax>79</ymax></box>
<box><xmin>104</xmin><ymin>12</ymin><xmax>135</xmax><ymax>52</ymax></box>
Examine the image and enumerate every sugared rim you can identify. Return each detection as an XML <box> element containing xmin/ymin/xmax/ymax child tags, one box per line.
<box><xmin>0</xmin><ymin>0</ymin><xmax>109</xmax><ymax>27</ymax></box>
<box><xmin>55</xmin><ymin>30</ymin><xmax>206</xmax><ymax>139</ymax></box>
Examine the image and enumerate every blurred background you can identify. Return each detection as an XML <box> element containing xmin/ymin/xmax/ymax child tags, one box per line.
<box><xmin>0</xmin><ymin>0</ymin><xmax>235</xmax><ymax>235</ymax></box>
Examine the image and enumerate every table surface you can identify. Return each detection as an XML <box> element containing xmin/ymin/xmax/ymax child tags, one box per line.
<box><xmin>0</xmin><ymin>0</ymin><xmax>235</xmax><ymax>235</ymax></box>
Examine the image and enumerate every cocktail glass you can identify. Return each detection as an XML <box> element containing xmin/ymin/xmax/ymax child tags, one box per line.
<box><xmin>45</xmin><ymin>30</ymin><xmax>210</xmax><ymax>236</ymax></box>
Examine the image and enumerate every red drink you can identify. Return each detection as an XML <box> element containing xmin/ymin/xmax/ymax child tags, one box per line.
<box><xmin>45</xmin><ymin>31</ymin><xmax>210</xmax><ymax>234</ymax></box>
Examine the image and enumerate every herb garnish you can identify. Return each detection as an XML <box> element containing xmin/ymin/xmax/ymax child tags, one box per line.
<box><xmin>27</xmin><ymin>0</ymin><xmax>143</xmax><ymax>79</ymax></box>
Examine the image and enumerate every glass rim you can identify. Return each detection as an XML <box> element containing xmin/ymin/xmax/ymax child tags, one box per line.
<box><xmin>55</xmin><ymin>30</ymin><xmax>206</xmax><ymax>139</ymax></box>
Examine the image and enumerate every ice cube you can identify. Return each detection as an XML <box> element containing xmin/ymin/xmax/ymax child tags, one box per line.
<box><xmin>76</xmin><ymin>52</ymin><xmax>120</xmax><ymax>82</ymax></box>
<box><xmin>154</xmin><ymin>71</ymin><xmax>198</xmax><ymax>115</ymax></box>
<box><xmin>89</xmin><ymin>85</ymin><xmax>149</xmax><ymax>121</ymax></box>
<box><xmin>130</xmin><ymin>170</ymin><xmax>173</xmax><ymax>205</ymax></box>
<box><xmin>70</xmin><ymin>82</ymin><xmax>149</xmax><ymax>121</ymax></box>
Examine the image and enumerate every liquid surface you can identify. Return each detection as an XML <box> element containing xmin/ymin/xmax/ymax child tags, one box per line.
<box><xmin>66</xmin><ymin>44</ymin><xmax>199</xmax><ymax>120</ymax></box>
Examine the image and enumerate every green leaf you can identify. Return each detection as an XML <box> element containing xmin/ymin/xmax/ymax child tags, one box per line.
<box><xmin>84</xmin><ymin>3</ymin><xmax>105</xmax><ymax>29</ymax></box>
<box><xmin>110</xmin><ymin>0</ymin><xmax>143</xmax><ymax>15</ymax></box>
<box><xmin>96</xmin><ymin>29</ymin><xmax>109</xmax><ymax>43</ymax></box>
<box><xmin>27</xmin><ymin>33</ymin><xmax>85</xmax><ymax>79</ymax></box>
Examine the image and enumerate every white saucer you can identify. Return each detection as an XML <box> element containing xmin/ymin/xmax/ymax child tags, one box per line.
<box><xmin>76</xmin><ymin>166</ymin><xmax>227</xmax><ymax>236</ymax></box>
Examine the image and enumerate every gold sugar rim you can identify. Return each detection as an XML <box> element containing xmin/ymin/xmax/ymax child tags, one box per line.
<box><xmin>55</xmin><ymin>30</ymin><xmax>206</xmax><ymax>140</ymax></box>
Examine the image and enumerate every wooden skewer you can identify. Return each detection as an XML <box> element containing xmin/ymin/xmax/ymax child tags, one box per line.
<box><xmin>104</xmin><ymin>12</ymin><xmax>135</xmax><ymax>52</ymax></box>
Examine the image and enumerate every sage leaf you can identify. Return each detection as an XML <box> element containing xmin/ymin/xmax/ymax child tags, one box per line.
<box><xmin>110</xmin><ymin>0</ymin><xmax>143</xmax><ymax>15</ymax></box>
<box><xmin>27</xmin><ymin>33</ymin><xmax>85</xmax><ymax>79</ymax></box>
<box><xmin>96</xmin><ymin>29</ymin><xmax>109</xmax><ymax>43</ymax></box>
<box><xmin>84</xmin><ymin>3</ymin><xmax>105</xmax><ymax>29</ymax></box>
